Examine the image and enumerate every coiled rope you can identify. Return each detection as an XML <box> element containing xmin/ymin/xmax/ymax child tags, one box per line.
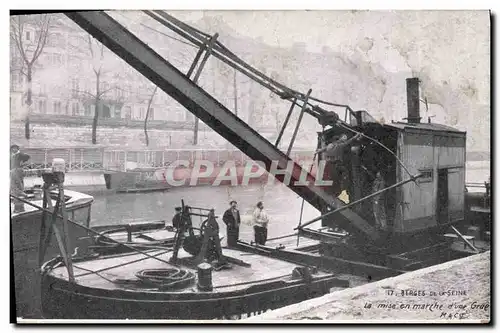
<box><xmin>135</xmin><ymin>268</ymin><xmax>195</xmax><ymax>290</ymax></box>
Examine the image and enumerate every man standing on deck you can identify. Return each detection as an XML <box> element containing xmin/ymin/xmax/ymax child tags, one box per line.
<box><xmin>252</xmin><ymin>201</ymin><xmax>269</xmax><ymax>245</ymax></box>
<box><xmin>169</xmin><ymin>207</ymin><xmax>183</xmax><ymax>231</ymax></box>
<box><xmin>316</xmin><ymin>133</ymin><xmax>362</xmax><ymax>197</ymax></box>
<box><xmin>10</xmin><ymin>144</ymin><xmax>30</xmax><ymax>197</ymax></box>
<box><xmin>222</xmin><ymin>200</ymin><xmax>241</xmax><ymax>248</ymax></box>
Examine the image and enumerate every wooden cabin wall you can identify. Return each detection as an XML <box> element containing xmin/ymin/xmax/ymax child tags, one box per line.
<box><xmin>394</xmin><ymin>131</ymin><xmax>436</xmax><ymax>233</ymax></box>
<box><xmin>434</xmin><ymin>135</ymin><xmax>466</xmax><ymax>223</ymax></box>
<box><xmin>394</xmin><ymin>130</ymin><xmax>466</xmax><ymax>234</ymax></box>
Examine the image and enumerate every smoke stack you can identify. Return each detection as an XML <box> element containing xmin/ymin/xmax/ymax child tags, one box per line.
<box><xmin>406</xmin><ymin>78</ymin><xmax>421</xmax><ymax>124</ymax></box>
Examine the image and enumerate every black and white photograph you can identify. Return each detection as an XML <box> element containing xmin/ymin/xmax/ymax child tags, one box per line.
<box><xmin>8</xmin><ymin>7</ymin><xmax>491</xmax><ymax>323</ymax></box>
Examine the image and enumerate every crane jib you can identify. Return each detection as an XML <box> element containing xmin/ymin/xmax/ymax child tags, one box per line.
<box><xmin>64</xmin><ymin>11</ymin><xmax>380</xmax><ymax>242</ymax></box>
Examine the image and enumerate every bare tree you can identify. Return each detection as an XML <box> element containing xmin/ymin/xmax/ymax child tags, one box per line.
<box><xmin>144</xmin><ymin>85</ymin><xmax>158</xmax><ymax>147</ymax></box>
<box><xmin>70</xmin><ymin>35</ymin><xmax>124</xmax><ymax>144</ymax></box>
<box><xmin>10</xmin><ymin>14</ymin><xmax>51</xmax><ymax>139</ymax></box>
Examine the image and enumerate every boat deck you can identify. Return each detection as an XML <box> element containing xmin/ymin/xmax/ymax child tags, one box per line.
<box><xmin>50</xmin><ymin>247</ymin><xmax>330</xmax><ymax>294</ymax></box>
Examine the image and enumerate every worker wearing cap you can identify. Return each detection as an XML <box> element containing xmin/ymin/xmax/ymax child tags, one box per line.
<box><xmin>316</xmin><ymin>133</ymin><xmax>362</xmax><ymax>197</ymax></box>
<box><xmin>222</xmin><ymin>200</ymin><xmax>241</xmax><ymax>247</ymax></box>
<box><xmin>10</xmin><ymin>144</ymin><xmax>30</xmax><ymax>197</ymax></box>
<box><xmin>171</xmin><ymin>207</ymin><xmax>183</xmax><ymax>230</ymax></box>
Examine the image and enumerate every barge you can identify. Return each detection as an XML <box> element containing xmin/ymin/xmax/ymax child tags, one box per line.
<box><xmin>40</xmin><ymin>202</ymin><xmax>348</xmax><ymax>319</ymax></box>
<box><xmin>103</xmin><ymin>164</ymin><xmax>269</xmax><ymax>193</ymax></box>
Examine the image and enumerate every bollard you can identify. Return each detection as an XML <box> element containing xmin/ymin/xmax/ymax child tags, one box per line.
<box><xmin>197</xmin><ymin>262</ymin><xmax>213</xmax><ymax>291</ymax></box>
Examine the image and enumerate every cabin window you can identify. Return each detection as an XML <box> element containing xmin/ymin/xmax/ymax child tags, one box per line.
<box><xmin>417</xmin><ymin>169</ymin><xmax>433</xmax><ymax>183</ymax></box>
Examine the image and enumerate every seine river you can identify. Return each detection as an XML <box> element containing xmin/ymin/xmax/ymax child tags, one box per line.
<box><xmin>89</xmin><ymin>162</ymin><xmax>490</xmax><ymax>243</ymax></box>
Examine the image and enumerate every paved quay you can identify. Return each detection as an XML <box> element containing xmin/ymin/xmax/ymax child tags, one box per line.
<box><xmin>248</xmin><ymin>251</ymin><xmax>490</xmax><ymax>323</ymax></box>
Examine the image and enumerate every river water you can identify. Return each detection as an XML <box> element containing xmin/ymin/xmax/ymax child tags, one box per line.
<box><xmin>90</xmin><ymin>163</ymin><xmax>490</xmax><ymax>244</ymax></box>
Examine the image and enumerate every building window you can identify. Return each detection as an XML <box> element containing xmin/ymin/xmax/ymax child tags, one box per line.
<box><xmin>39</xmin><ymin>84</ymin><xmax>47</xmax><ymax>95</ymax></box>
<box><xmin>71</xmin><ymin>79</ymin><xmax>80</xmax><ymax>97</ymax></box>
<box><xmin>84</xmin><ymin>104</ymin><xmax>91</xmax><ymax>116</ymax></box>
<box><xmin>124</xmin><ymin>106</ymin><xmax>131</xmax><ymax>119</ymax></box>
<box><xmin>101</xmin><ymin>82</ymin><xmax>109</xmax><ymax>93</ymax></box>
<box><xmin>149</xmin><ymin>107</ymin><xmax>154</xmax><ymax>120</ymax></box>
<box><xmin>11</xmin><ymin>73</ymin><xmax>18</xmax><ymax>90</ymax></box>
<box><xmin>54</xmin><ymin>53</ymin><xmax>63</xmax><ymax>66</ymax></box>
<box><xmin>72</xmin><ymin>102</ymin><xmax>79</xmax><ymax>116</ymax></box>
<box><xmin>26</xmin><ymin>31</ymin><xmax>31</xmax><ymax>41</ymax></box>
<box><xmin>114</xmin><ymin>106</ymin><xmax>122</xmax><ymax>118</ymax></box>
<box><xmin>53</xmin><ymin>101</ymin><xmax>62</xmax><ymax>114</ymax></box>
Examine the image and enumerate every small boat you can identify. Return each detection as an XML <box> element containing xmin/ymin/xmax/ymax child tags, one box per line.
<box><xmin>41</xmin><ymin>202</ymin><xmax>349</xmax><ymax>320</ymax></box>
<box><xmin>103</xmin><ymin>163</ymin><xmax>270</xmax><ymax>193</ymax></box>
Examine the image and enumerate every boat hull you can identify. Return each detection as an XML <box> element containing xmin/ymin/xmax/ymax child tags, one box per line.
<box><xmin>11</xmin><ymin>190</ymin><xmax>94</xmax><ymax>319</ymax></box>
<box><xmin>41</xmin><ymin>273</ymin><xmax>338</xmax><ymax>319</ymax></box>
<box><xmin>104</xmin><ymin>165</ymin><xmax>271</xmax><ymax>192</ymax></box>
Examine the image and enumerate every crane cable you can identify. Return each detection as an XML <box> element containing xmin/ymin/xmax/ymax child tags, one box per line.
<box><xmin>336</xmin><ymin>122</ymin><xmax>416</xmax><ymax>181</ymax></box>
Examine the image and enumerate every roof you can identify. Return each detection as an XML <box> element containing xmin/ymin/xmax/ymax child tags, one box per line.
<box><xmin>385</xmin><ymin>121</ymin><xmax>465</xmax><ymax>134</ymax></box>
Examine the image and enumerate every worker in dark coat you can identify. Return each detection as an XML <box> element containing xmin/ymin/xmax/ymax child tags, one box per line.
<box><xmin>222</xmin><ymin>200</ymin><xmax>241</xmax><ymax>247</ymax></box>
<box><xmin>316</xmin><ymin>133</ymin><xmax>362</xmax><ymax>196</ymax></box>
<box><xmin>10</xmin><ymin>144</ymin><xmax>30</xmax><ymax>197</ymax></box>
<box><xmin>171</xmin><ymin>207</ymin><xmax>183</xmax><ymax>230</ymax></box>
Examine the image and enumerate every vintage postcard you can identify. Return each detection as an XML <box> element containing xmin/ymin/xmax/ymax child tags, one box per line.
<box><xmin>9</xmin><ymin>9</ymin><xmax>491</xmax><ymax>324</ymax></box>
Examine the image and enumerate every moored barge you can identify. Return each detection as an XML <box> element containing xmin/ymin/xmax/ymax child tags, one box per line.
<box><xmin>40</xmin><ymin>204</ymin><xmax>348</xmax><ymax>319</ymax></box>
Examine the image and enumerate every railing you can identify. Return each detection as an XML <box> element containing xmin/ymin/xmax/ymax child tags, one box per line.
<box><xmin>21</xmin><ymin>147</ymin><xmax>316</xmax><ymax>173</ymax></box>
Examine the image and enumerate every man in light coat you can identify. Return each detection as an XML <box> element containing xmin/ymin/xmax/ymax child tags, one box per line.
<box><xmin>252</xmin><ymin>201</ymin><xmax>269</xmax><ymax>245</ymax></box>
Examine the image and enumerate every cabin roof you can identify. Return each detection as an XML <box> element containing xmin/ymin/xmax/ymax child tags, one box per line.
<box><xmin>385</xmin><ymin>121</ymin><xmax>465</xmax><ymax>134</ymax></box>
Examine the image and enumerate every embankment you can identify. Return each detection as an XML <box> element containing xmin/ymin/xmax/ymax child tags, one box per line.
<box><xmin>248</xmin><ymin>251</ymin><xmax>490</xmax><ymax>323</ymax></box>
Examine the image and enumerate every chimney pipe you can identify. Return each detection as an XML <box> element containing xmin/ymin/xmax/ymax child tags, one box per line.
<box><xmin>406</xmin><ymin>78</ymin><xmax>421</xmax><ymax>124</ymax></box>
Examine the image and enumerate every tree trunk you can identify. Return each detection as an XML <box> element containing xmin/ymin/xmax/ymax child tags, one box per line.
<box><xmin>144</xmin><ymin>86</ymin><xmax>158</xmax><ymax>147</ymax></box>
<box><xmin>193</xmin><ymin>118</ymin><xmax>199</xmax><ymax>145</ymax></box>
<box><xmin>92</xmin><ymin>99</ymin><xmax>99</xmax><ymax>145</ymax></box>
<box><xmin>25</xmin><ymin>66</ymin><xmax>33</xmax><ymax>140</ymax></box>
<box><xmin>92</xmin><ymin>75</ymin><xmax>100</xmax><ymax>145</ymax></box>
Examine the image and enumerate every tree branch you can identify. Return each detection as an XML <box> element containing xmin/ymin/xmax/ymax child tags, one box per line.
<box><xmin>73</xmin><ymin>89</ymin><xmax>97</xmax><ymax>99</ymax></box>
<box><xmin>87</xmin><ymin>35</ymin><xmax>94</xmax><ymax>59</ymax></box>
<box><xmin>31</xmin><ymin>15</ymin><xmax>50</xmax><ymax>64</ymax></box>
<box><xmin>97</xmin><ymin>86</ymin><xmax>117</xmax><ymax>97</ymax></box>
<box><xmin>10</xmin><ymin>17</ymin><xmax>28</xmax><ymax>65</ymax></box>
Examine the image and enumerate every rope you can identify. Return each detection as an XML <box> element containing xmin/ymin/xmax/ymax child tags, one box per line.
<box><xmin>72</xmin><ymin>264</ymin><xmax>117</xmax><ymax>284</ymax></box>
<box><xmin>74</xmin><ymin>249</ymin><xmax>172</xmax><ymax>279</ymax></box>
<box><xmin>135</xmin><ymin>268</ymin><xmax>196</xmax><ymax>290</ymax></box>
<box><xmin>297</xmin><ymin>152</ymin><xmax>318</xmax><ymax>246</ymax></box>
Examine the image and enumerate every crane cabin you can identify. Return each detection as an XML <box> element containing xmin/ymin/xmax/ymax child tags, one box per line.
<box><xmin>317</xmin><ymin>78</ymin><xmax>466</xmax><ymax>244</ymax></box>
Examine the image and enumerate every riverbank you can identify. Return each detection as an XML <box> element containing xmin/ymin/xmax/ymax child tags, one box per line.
<box><xmin>248</xmin><ymin>251</ymin><xmax>490</xmax><ymax>323</ymax></box>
